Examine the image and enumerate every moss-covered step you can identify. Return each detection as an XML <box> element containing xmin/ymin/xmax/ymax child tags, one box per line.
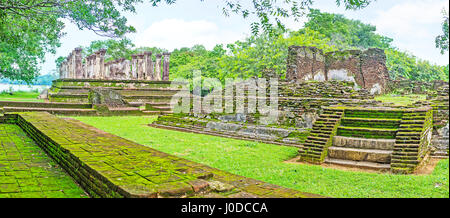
<box><xmin>298</xmin><ymin>107</ymin><xmax>344</xmax><ymax>163</ymax></box>
<box><xmin>324</xmin><ymin>158</ymin><xmax>390</xmax><ymax>170</ymax></box>
<box><xmin>343</xmin><ymin>109</ymin><xmax>404</xmax><ymax>119</ymax></box>
<box><xmin>3</xmin><ymin>107</ymin><xmax>97</xmax><ymax>116</ymax></box>
<box><xmin>332</xmin><ymin>136</ymin><xmax>395</xmax><ymax>150</ymax></box>
<box><xmin>336</xmin><ymin>126</ymin><xmax>397</xmax><ymax>139</ymax></box>
<box><xmin>327</xmin><ymin>147</ymin><xmax>392</xmax><ymax>163</ymax></box>
<box><xmin>0</xmin><ymin>101</ymin><xmax>92</xmax><ymax>109</ymax></box>
<box><xmin>340</xmin><ymin>117</ymin><xmax>401</xmax><ymax>129</ymax></box>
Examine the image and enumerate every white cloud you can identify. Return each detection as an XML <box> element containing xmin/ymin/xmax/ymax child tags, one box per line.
<box><xmin>133</xmin><ymin>19</ymin><xmax>245</xmax><ymax>50</ymax></box>
<box><xmin>371</xmin><ymin>0</ymin><xmax>449</xmax><ymax>65</ymax></box>
<box><xmin>373</xmin><ymin>0</ymin><xmax>448</xmax><ymax>38</ymax></box>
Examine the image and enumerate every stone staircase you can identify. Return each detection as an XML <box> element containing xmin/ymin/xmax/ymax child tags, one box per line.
<box><xmin>144</xmin><ymin>102</ymin><xmax>174</xmax><ymax>114</ymax></box>
<box><xmin>324</xmin><ymin>108</ymin><xmax>403</xmax><ymax>170</ymax></box>
<box><xmin>299</xmin><ymin>106</ymin><xmax>433</xmax><ymax>173</ymax></box>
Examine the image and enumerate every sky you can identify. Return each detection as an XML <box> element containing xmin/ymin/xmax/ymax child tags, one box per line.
<box><xmin>40</xmin><ymin>0</ymin><xmax>450</xmax><ymax>75</ymax></box>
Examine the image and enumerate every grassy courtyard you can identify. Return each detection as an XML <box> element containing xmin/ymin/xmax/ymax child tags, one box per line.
<box><xmin>71</xmin><ymin>116</ymin><xmax>449</xmax><ymax>198</ymax></box>
<box><xmin>374</xmin><ymin>94</ymin><xmax>427</xmax><ymax>106</ymax></box>
<box><xmin>0</xmin><ymin>91</ymin><xmax>43</xmax><ymax>102</ymax></box>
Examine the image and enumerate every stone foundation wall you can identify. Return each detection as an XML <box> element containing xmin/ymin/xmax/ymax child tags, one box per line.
<box><xmin>4</xmin><ymin>112</ymin><xmax>319</xmax><ymax>198</ymax></box>
<box><xmin>388</xmin><ymin>80</ymin><xmax>449</xmax><ymax>95</ymax></box>
<box><xmin>286</xmin><ymin>46</ymin><xmax>390</xmax><ymax>94</ymax></box>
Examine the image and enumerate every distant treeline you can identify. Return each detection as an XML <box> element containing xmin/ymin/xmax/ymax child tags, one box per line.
<box><xmin>59</xmin><ymin>9</ymin><xmax>447</xmax><ymax>85</ymax></box>
<box><xmin>0</xmin><ymin>74</ymin><xmax>57</xmax><ymax>86</ymax></box>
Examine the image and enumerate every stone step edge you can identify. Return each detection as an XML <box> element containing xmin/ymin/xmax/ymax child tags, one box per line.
<box><xmin>324</xmin><ymin>157</ymin><xmax>391</xmax><ymax>170</ymax></box>
<box><xmin>3</xmin><ymin>106</ymin><xmax>96</xmax><ymax>112</ymax></box>
<box><xmin>149</xmin><ymin>123</ymin><xmax>304</xmax><ymax>149</ymax></box>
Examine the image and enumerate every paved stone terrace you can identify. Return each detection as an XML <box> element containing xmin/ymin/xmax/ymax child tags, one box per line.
<box><xmin>4</xmin><ymin>112</ymin><xmax>320</xmax><ymax>198</ymax></box>
<box><xmin>0</xmin><ymin>124</ymin><xmax>88</xmax><ymax>198</ymax></box>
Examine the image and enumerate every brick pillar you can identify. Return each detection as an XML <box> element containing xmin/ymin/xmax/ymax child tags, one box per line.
<box><xmin>162</xmin><ymin>52</ymin><xmax>170</xmax><ymax>81</ymax></box>
<box><xmin>83</xmin><ymin>56</ymin><xmax>87</xmax><ymax>79</ymax></box>
<box><xmin>144</xmin><ymin>51</ymin><xmax>153</xmax><ymax>80</ymax></box>
<box><xmin>71</xmin><ymin>51</ymin><xmax>76</xmax><ymax>78</ymax></box>
<box><xmin>123</xmin><ymin>59</ymin><xmax>131</xmax><ymax>79</ymax></box>
<box><xmin>74</xmin><ymin>47</ymin><xmax>83</xmax><ymax>79</ymax></box>
<box><xmin>117</xmin><ymin>58</ymin><xmax>125</xmax><ymax>79</ymax></box>
<box><xmin>131</xmin><ymin>54</ymin><xmax>138</xmax><ymax>79</ymax></box>
<box><xmin>86</xmin><ymin>55</ymin><xmax>91</xmax><ymax>79</ymax></box>
<box><xmin>66</xmin><ymin>53</ymin><xmax>72</xmax><ymax>79</ymax></box>
<box><xmin>98</xmin><ymin>49</ymin><xmax>106</xmax><ymax>79</ymax></box>
<box><xmin>155</xmin><ymin>54</ymin><xmax>162</xmax><ymax>81</ymax></box>
<box><xmin>360</xmin><ymin>48</ymin><xmax>389</xmax><ymax>94</ymax></box>
<box><xmin>59</xmin><ymin>61</ymin><xmax>64</xmax><ymax>79</ymax></box>
<box><xmin>137</xmin><ymin>53</ymin><xmax>145</xmax><ymax>80</ymax></box>
<box><xmin>104</xmin><ymin>61</ymin><xmax>111</xmax><ymax>80</ymax></box>
<box><xmin>111</xmin><ymin>60</ymin><xmax>118</xmax><ymax>79</ymax></box>
<box><xmin>91</xmin><ymin>55</ymin><xmax>96</xmax><ymax>79</ymax></box>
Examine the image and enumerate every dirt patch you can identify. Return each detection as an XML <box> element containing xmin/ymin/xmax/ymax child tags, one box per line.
<box><xmin>285</xmin><ymin>156</ymin><xmax>443</xmax><ymax>175</ymax></box>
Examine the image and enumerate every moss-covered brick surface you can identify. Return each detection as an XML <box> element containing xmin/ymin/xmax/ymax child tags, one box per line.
<box><xmin>391</xmin><ymin>107</ymin><xmax>433</xmax><ymax>174</ymax></box>
<box><xmin>298</xmin><ymin>107</ymin><xmax>344</xmax><ymax>163</ymax></box>
<box><xmin>0</xmin><ymin>123</ymin><xmax>87</xmax><ymax>198</ymax></box>
<box><xmin>5</xmin><ymin>112</ymin><xmax>317</xmax><ymax>198</ymax></box>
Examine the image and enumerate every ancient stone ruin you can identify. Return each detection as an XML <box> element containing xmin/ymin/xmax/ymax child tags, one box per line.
<box><xmin>59</xmin><ymin>48</ymin><xmax>171</xmax><ymax>81</ymax></box>
<box><xmin>286</xmin><ymin>46</ymin><xmax>390</xmax><ymax>94</ymax></box>
<box><xmin>39</xmin><ymin>48</ymin><xmax>182</xmax><ymax>115</ymax></box>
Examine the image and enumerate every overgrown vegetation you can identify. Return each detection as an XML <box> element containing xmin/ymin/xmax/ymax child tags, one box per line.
<box><xmin>1</xmin><ymin>0</ymin><xmax>373</xmax><ymax>83</ymax></box>
<box><xmin>64</xmin><ymin>9</ymin><xmax>449</xmax><ymax>85</ymax></box>
<box><xmin>71</xmin><ymin>116</ymin><xmax>449</xmax><ymax>198</ymax></box>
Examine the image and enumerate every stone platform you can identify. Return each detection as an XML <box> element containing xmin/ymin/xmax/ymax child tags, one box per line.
<box><xmin>1</xmin><ymin>112</ymin><xmax>319</xmax><ymax>198</ymax></box>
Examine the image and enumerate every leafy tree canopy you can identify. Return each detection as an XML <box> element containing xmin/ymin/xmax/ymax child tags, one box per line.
<box><xmin>58</xmin><ymin>8</ymin><xmax>449</xmax><ymax>84</ymax></box>
<box><xmin>1</xmin><ymin>0</ymin><xmax>373</xmax><ymax>83</ymax></box>
<box><xmin>435</xmin><ymin>8</ymin><xmax>449</xmax><ymax>54</ymax></box>
<box><xmin>302</xmin><ymin>9</ymin><xmax>393</xmax><ymax>49</ymax></box>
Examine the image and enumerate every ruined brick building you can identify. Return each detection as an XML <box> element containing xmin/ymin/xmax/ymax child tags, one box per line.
<box><xmin>286</xmin><ymin>46</ymin><xmax>390</xmax><ymax>94</ymax></box>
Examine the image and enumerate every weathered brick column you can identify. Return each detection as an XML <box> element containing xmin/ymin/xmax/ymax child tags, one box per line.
<box><xmin>66</xmin><ymin>52</ymin><xmax>73</xmax><ymax>79</ymax></box>
<box><xmin>123</xmin><ymin>58</ymin><xmax>131</xmax><ymax>79</ymax></box>
<box><xmin>137</xmin><ymin>53</ymin><xmax>145</xmax><ymax>80</ymax></box>
<box><xmin>92</xmin><ymin>53</ymin><xmax>98</xmax><ymax>79</ymax></box>
<box><xmin>162</xmin><ymin>52</ymin><xmax>170</xmax><ymax>81</ymax></box>
<box><xmin>131</xmin><ymin>54</ymin><xmax>138</xmax><ymax>79</ymax></box>
<box><xmin>144</xmin><ymin>51</ymin><xmax>153</xmax><ymax>80</ymax></box>
<box><xmin>59</xmin><ymin>60</ymin><xmax>66</xmax><ymax>79</ymax></box>
<box><xmin>360</xmin><ymin>48</ymin><xmax>389</xmax><ymax>94</ymax></box>
<box><xmin>155</xmin><ymin>54</ymin><xmax>162</xmax><ymax>81</ymax></box>
<box><xmin>98</xmin><ymin>49</ymin><xmax>106</xmax><ymax>79</ymax></box>
<box><xmin>86</xmin><ymin>55</ymin><xmax>93</xmax><ymax>79</ymax></box>
<box><xmin>104</xmin><ymin>61</ymin><xmax>111</xmax><ymax>79</ymax></box>
<box><xmin>74</xmin><ymin>47</ymin><xmax>83</xmax><ymax>79</ymax></box>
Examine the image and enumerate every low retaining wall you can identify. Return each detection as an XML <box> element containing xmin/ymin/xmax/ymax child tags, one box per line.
<box><xmin>1</xmin><ymin>112</ymin><xmax>319</xmax><ymax>198</ymax></box>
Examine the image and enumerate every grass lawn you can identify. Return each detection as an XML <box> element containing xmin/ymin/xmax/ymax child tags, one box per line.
<box><xmin>375</xmin><ymin>94</ymin><xmax>427</xmax><ymax>106</ymax></box>
<box><xmin>71</xmin><ymin>116</ymin><xmax>449</xmax><ymax>198</ymax></box>
<box><xmin>0</xmin><ymin>91</ymin><xmax>43</xmax><ymax>102</ymax></box>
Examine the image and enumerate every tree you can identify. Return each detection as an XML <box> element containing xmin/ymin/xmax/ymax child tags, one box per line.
<box><xmin>1</xmin><ymin>0</ymin><xmax>374</xmax><ymax>83</ymax></box>
<box><xmin>301</xmin><ymin>9</ymin><xmax>392</xmax><ymax>50</ymax></box>
<box><xmin>1</xmin><ymin>0</ymin><xmax>138</xmax><ymax>82</ymax></box>
<box><xmin>435</xmin><ymin>8</ymin><xmax>449</xmax><ymax>54</ymax></box>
